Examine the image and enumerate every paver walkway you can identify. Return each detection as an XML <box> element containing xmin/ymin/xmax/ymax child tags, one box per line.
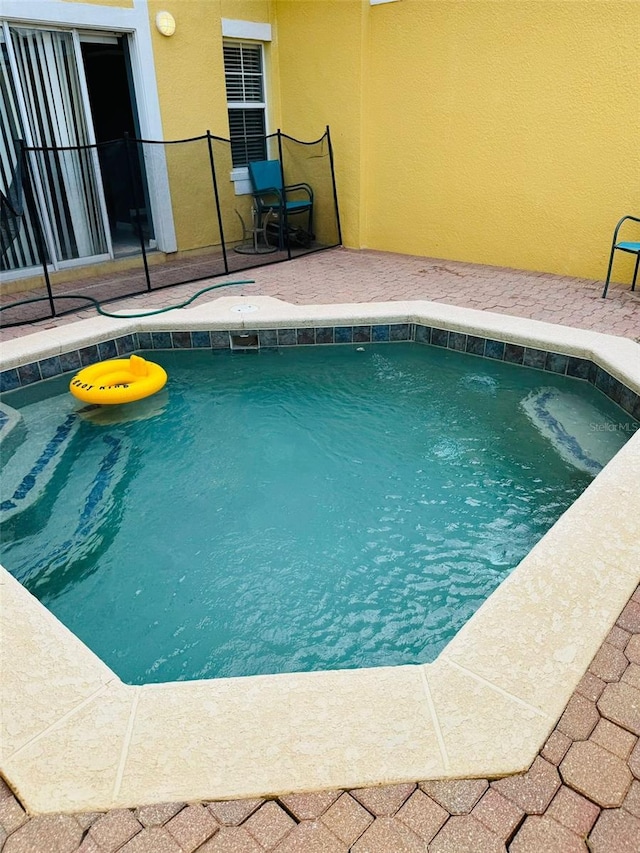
<box><xmin>1</xmin><ymin>249</ymin><xmax>639</xmax><ymax>851</ymax></box>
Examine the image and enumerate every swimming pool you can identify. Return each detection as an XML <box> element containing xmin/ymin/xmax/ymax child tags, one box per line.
<box><xmin>1</xmin><ymin>296</ymin><xmax>639</xmax><ymax>814</ymax></box>
<box><xmin>0</xmin><ymin>342</ymin><xmax>634</xmax><ymax>685</ymax></box>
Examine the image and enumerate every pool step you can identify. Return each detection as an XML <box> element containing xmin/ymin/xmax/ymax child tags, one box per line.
<box><xmin>0</xmin><ymin>398</ymin><xmax>80</xmax><ymax>524</ymax></box>
<box><xmin>521</xmin><ymin>388</ymin><xmax>626</xmax><ymax>474</ymax></box>
<box><xmin>10</xmin><ymin>433</ymin><xmax>131</xmax><ymax>589</ymax></box>
<box><xmin>0</xmin><ymin>402</ymin><xmax>25</xmax><ymax>465</ymax></box>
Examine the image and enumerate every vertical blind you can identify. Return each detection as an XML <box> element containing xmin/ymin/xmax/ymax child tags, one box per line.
<box><xmin>0</xmin><ymin>37</ymin><xmax>39</xmax><ymax>270</ymax></box>
<box><xmin>0</xmin><ymin>25</ymin><xmax>108</xmax><ymax>271</ymax></box>
<box><xmin>10</xmin><ymin>27</ymin><xmax>107</xmax><ymax>262</ymax></box>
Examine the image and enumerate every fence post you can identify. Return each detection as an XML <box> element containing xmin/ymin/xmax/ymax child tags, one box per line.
<box><xmin>20</xmin><ymin>139</ymin><xmax>56</xmax><ymax>318</ymax></box>
<box><xmin>276</xmin><ymin>129</ymin><xmax>291</xmax><ymax>260</ymax></box>
<box><xmin>124</xmin><ymin>132</ymin><xmax>151</xmax><ymax>291</ymax></box>
<box><xmin>326</xmin><ymin>125</ymin><xmax>342</xmax><ymax>247</ymax></box>
<box><xmin>206</xmin><ymin>130</ymin><xmax>229</xmax><ymax>275</ymax></box>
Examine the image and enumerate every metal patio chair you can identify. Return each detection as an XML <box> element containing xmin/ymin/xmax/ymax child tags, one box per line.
<box><xmin>248</xmin><ymin>159</ymin><xmax>314</xmax><ymax>250</ymax></box>
<box><xmin>601</xmin><ymin>214</ymin><xmax>640</xmax><ymax>298</ymax></box>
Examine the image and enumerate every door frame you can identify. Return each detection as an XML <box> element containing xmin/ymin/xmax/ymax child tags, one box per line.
<box><xmin>1</xmin><ymin>0</ymin><xmax>177</xmax><ymax>275</ymax></box>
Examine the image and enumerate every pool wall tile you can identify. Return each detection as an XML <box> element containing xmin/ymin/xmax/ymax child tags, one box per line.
<box><xmin>38</xmin><ymin>355</ymin><xmax>62</xmax><ymax>379</ymax></box>
<box><xmin>448</xmin><ymin>331</ymin><xmax>467</xmax><ymax>352</ymax></box>
<box><xmin>465</xmin><ymin>335</ymin><xmax>485</xmax><ymax>356</ymax></box>
<box><xmin>137</xmin><ymin>333</ymin><xmax>153</xmax><ymax>351</ymax></box>
<box><xmin>259</xmin><ymin>329</ymin><xmax>278</xmax><ymax>348</ymax></box>
<box><xmin>192</xmin><ymin>331</ymin><xmax>212</xmax><ymax>348</ymax></box>
<box><xmin>277</xmin><ymin>328</ymin><xmax>297</xmax><ymax>346</ymax></box>
<box><xmin>334</xmin><ymin>326</ymin><xmax>353</xmax><ymax>344</ymax></box>
<box><xmin>545</xmin><ymin>352</ymin><xmax>569</xmax><ymax>375</ymax></box>
<box><xmin>151</xmin><ymin>332</ymin><xmax>172</xmax><ymax>350</ymax></box>
<box><xmin>115</xmin><ymin>335</ymin><xmax>138</xmax><ymax>356</ymax></box>
<box><xmin>372</xmin><ymin>324</ymin><xmax>390</xmax><ymax>342</ymax></box>
<box><xmin>98</xmin><ymin>339</ymin><xmax>118</xmax><ymax>361</ymax></box>
<box><xmin>610</xmin><ymin>378</ymin><xmax>630</xmax><ymax>409</ymax></box>
<box><xmin>619</xmin><ymin>385</ymin><xmax>639</xmax><ymax>417</ymax></box>
<box><xmin>390</xmin><ymin>323</ymin><xmax>411</xmax><ymax>341</ymax></box>
<box><xmin>1</xmin><ymin>368</ymin><xmax>21</xmax><ymax>392</ymax></box>
<box><xmin>296</xmin><ymin>328</ymin><xmax>315</xmax><ymax>346</ymax></box>
<box><xmin>566</xmin><ymin>357</ymin><xmax>594</xmax><ymax>382</ymax></box>
<box><xmin>523</xmin><ymin>347</ymin><xmax>547</xmax><ymax>370</ymax></box>
<box><xmin>484</xmin><ymin>339</ymin><xmax>506</xmax><ymax>360</ymax></box>
<box><xmin>594</xmin><ymin>366</ymin><xmax>617</xmax><ymax>398</ymax></box>
<box><xmin>171</xmin><ymin>332</ymin><xmax>192</xmax><ymax>349</ymax></box>
<box><xmin>605</xmin><ymin>377</ymin><xmax>622</xmax><ymax>406</ymax></box>
<box><xmin>79</xmin><ymin>344</ymin><xmax>100</xmax><ymax>366</ymax></box>
<box><xmin>17</xmin><ymin>362</ymin><xmax>42</xmax><ymax>385</ymax></box>
<box><xmin>504</xmin><ymin>343</ymin><xmax>525</xmax><ymax>365</ymax></box>
<box><xmin>414</xmin><ymin>324</ymin><xmax>432</xmax><ymax>344</ymax></box>
<box><xmin>59</xmin><ymin>351</ymin><xmax>82</xmax><ymax>373</ymax></box>
<box><xmin>210</xmin><ymin>331</ymin><xmax>230</xmax><ymax>349</ymax></box>
<box><xmin>431</xmin><ymin>328</ymin><xmax>449</xmax><ymax>348</ymax></box>
<box><xmin>315</xmin><ymin>327</ymin><xmax>334</xmax><ymax>344</ymax></box>
<box><xmin>353</xmin><ymin>325</ymin><xmax>372</xmax><ymax>343</ymax></box>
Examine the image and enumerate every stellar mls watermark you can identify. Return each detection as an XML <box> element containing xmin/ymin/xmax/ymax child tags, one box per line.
<box><xmin>590</xmin><ymin>422</ymin><xmax>638</xmax><ymax>433</ymax></box>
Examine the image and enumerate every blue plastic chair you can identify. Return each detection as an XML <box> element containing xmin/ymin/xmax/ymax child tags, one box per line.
<box><xmin>602</xmin><ymin>215</ymin><xmax>640</xmax><ymax>298</ymax></box>
<box><xmin>248</xmin><ymin>160</ymin><xmax>313</xmax><ymax>249</ymax></box>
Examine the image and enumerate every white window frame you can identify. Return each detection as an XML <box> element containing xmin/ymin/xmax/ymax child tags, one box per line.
<box><xmin>221</xmin><ymin>19</ymin><xmax>271</xmax><ymax>195</ymax></box>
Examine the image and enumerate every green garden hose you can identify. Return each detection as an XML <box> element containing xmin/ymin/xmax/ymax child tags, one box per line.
<box><xmin>1</xmin><ymin>279</ymin><xmax>255</xmax><ymax>322</ymax></box>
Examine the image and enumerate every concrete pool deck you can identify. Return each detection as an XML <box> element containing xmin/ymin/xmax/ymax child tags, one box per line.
<box><xmin>1</xmin><ymin>249</ymin><xmax>639</xmax><ymax>851</ymax></box>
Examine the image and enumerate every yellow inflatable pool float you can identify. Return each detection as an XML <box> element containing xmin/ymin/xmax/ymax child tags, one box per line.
<box><xmin>70</xmin><ymin>354</ymin><xmax>167</xmax><ymax>405</ymax></box>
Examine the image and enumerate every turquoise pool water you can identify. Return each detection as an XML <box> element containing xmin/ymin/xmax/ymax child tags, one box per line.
<box><xmin>1</xmin><ymin>343</ymin><xmax>636</xmax><ymax>683</ymax></box>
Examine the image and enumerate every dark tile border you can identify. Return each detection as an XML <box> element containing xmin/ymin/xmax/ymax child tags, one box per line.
<box><xmin>1</xmin><ymin>324</ymin><xmax>638</xmax><ymax>419</ymax></box>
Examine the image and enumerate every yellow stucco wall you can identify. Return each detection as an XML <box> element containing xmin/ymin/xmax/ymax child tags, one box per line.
<box><xmin>274</xmin><ymin>0</ymin><xmax>640</xmax><ymax>281</ymax></box>
<box><xmin>40</xmin><ymin>0</ymin><xmax>640</xmax><ymax>279</ymax></box>
<box><xmin>147</xmin><ymin>1</ymin><xmax>228</xmax><ymax>140</ymax></box>
<box><xmin>146</xmin><ymin>0</ymin><xmax>275</xmax><ymax>250</ymax></box>
<box><xmin>274</xmin><ymin>0</ymin><xmax>365</xmax><ymax>249</ymax></box>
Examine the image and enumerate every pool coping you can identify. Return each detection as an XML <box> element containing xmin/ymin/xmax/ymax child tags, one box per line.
<box><xmin>1</xmin><ymin>295</ymin><xmax>639</xmax><ymax>815</ymax></box>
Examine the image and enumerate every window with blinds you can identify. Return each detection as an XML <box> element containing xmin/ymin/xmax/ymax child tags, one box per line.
<box><xmin>223</xmin><ymin>41</ymin><xmax>267</xmax><ymax>168</ymax></box>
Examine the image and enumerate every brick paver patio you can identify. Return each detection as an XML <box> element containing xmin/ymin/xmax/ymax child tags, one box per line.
<box><xmin>1</xmin><ymin>249</ymin><xmax>639</xmax><ymax>851</ymax></box>
<box><xmin>1</xmin><ymin>247</ymin><xmax>639</xmax><ymax>341</ymax></box>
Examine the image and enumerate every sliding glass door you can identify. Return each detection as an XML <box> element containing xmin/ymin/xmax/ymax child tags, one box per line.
<box><xmin>0</xmin><ymin>23</ymin><xmax>111</xmax><ymax>274</ymax></box>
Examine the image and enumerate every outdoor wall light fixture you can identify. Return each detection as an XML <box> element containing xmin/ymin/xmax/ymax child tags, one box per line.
<box><xmin>155</xmin><ymin>11</ymin><xmax>176</xmax><ymax>37</ymax></box>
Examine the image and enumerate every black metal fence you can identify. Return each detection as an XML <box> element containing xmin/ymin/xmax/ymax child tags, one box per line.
<box><xmin>0</xmin><ymin>128</ymin><xmax>341</xmax><ymax>327</ymax></box>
